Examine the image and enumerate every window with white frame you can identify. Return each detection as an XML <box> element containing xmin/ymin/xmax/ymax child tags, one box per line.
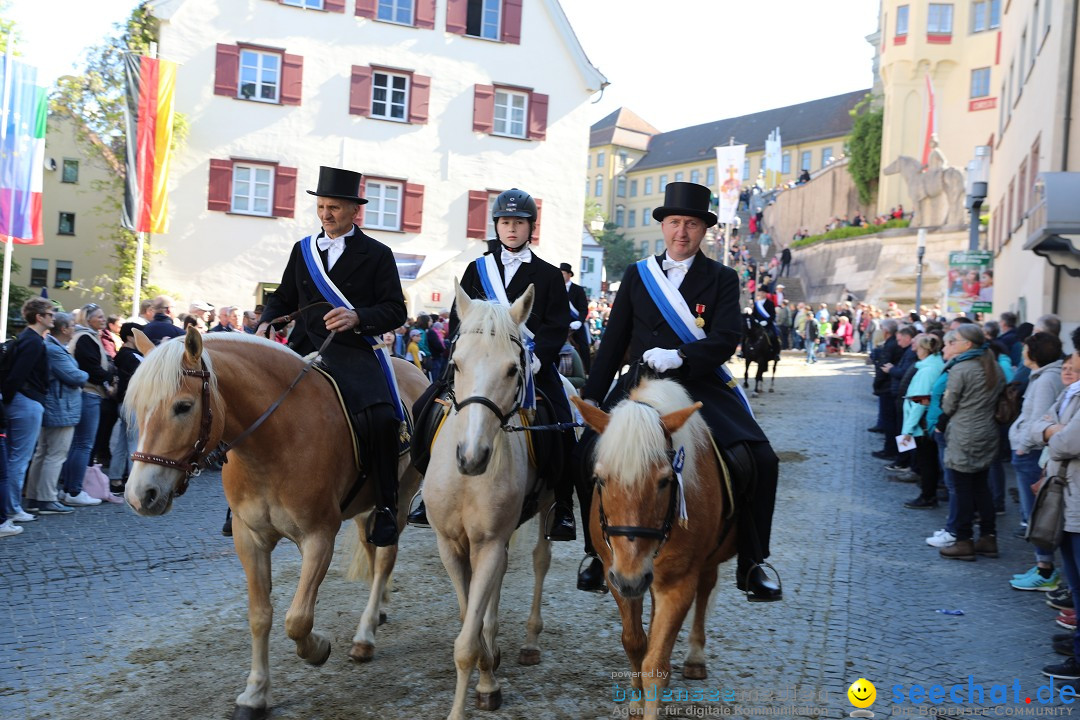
<box><xmin>639</xmin><ymin>241</ymin><xmax>649</xmax><ymax>256</ymax></box>
<box><xmin>742</xmin><ymin>158</ymin><xmax>750</xmax><ymax>180</ymax></box>
<box><xmin>628</xmin><ymin>209</ymin><xmax>636</xmax><ymax>228</ymax></box>
<box><xmin>654</xmin><ymin>239</ymin><xmax>664</xmax><ymax>254</ymax></box>
<box><xmin>659</xmin><ymin>174</ymin><xmax>668</xmax><ymax>191</ymax></box>
<box><xmin>597</xmin><ymin>151</ymin><xmax>605</xmax><ymax>168</ymax></box>
<box><xmin>972</xmin><ymin>0</ymin><xmax>989</xmax><ymax>32</ymax></box>
<box><xmin>493</xmin><ymin>89</ymin><xmax>528</xmax><ymax>138</ymax></box>
<box><xmin>581</xmin><ymin>256</ymin><xmax>594</xmax><ymax>274</ymax></box>
<box><xmin>674</xmin><ymin>171</ymin><xmax>684</xmax><ymax>182</ymax></box>
<box><xmin>239</xmin><ymin>49</ymin><xmax>280</xmax><ymax>103</ymax></box>
<box><xmin>364</xmin><ymin>180</ymin><xmax>403</xmax><ymax>231</ymax></box>
<box><xmin>690</xmin><ymin>169</ymin><xmax>700</xmax><ymax>184</ymax></box>
<box><xmin>800</xmin><ymin>150</ymin><xmax>812</xmax><ymax>172</ymax></box>
<box><xmin>630</xmin><ymin>179</ymin><xmax>638</xmax><ymax>197</ymax></box>
<box><xmin>283</xmin><ymin>0</ymin><xmax>323</xmax><ymax>7</ymax></box>
<box><xmin>991</xmin><ymin>0</ymin><xmax>1001</xmax><ymax>28</ymax></box>
<box><xmin>821</xmin><ymin>147</ymin><xmax>834</xmax><ymax>168</ymax></box>
<box><xmin>706</xmin><ymin>166</ymin><xmax>715</xmax><ymax>186</ymax></box>
<box><xmin>615</xmin><ymin>205</ymin><xmax>625</xmax><ymax>227</ymax></box>
<box><xmin>642</xmin><ymin>208</ymin><xmax>651</xmax><ymax>226</ymax></box>
<box><xmin>896</xmin><ymin>4</ymin><xmax>909</xmax><ymax>35</ymax></box>
<box><xmin>970</xmin><ymin>67</ymin><xmax>991</xmax><ymax>98</ymax></box>
<box><xmin>377</xmin><ymin>0</ymin><xmax>413</xmax><ymax>24</ymax></box>
<box><xmin>928</xmin><ymin>3</ymin><xmax>953</xmax><ymax>33</ymax></box>
<box><xmin>232</xmin><ymin>164</ymin><xmax>274</xmax><ymax>216</ymax></box>
<box><xmin>594</xmin><ymin>175</ymin><xmax>603</xmax><ymax>197</ymax></box>
<box><xmin>486</xmin><ymin>193</ymin><xmax>498</xmax><ymax>239</ymax></box>
<box><xmin>616</xmin><ymin>175</ymin><xmax>627</xmax><ymax>197</ymax></box>
<box><xmin>782</xmin><ymin>152</ymin><xmax>791</xmax><ymax>174</ymax></box>
<box><xmin>644</xmin><ymin>177</ymin><xmax>653</xmax><ymax>195</ymax></box>
<box><xmin>372</xmin><ymin>71</ymin><xmax>409</xmax><ymax>121</ymax></box>
<box><xmin>466</xmin><ymin>0</ymin><xmax>501</xmax><ymax>40</ymax></box>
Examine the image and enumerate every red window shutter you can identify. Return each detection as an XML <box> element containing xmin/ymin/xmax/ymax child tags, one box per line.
<box><xmin>350</xmin><ymin>65</ymin><xmax>373</xmax><ymax>116</ymax></box>
<box><xmin>416</xmin><ymin>0</ymin><xmax>436</xmax><ymax>28</ymax></box>
<box><xmin>473</xmin><ymin>84</ymin><xmax>494</xmax><ymax>133</ymax></box>
<box><xmin>502</xmin><ymin>0</ymin><xmax>523</xmax><ymax>44</ymax></box>
<box><xmin>207</xmin><ymin>159</ymin><xmax>233</xmax><ymax>212</ymax></box>
<box><xmin>402</xmin><ymin>183</ymin><xmax>425</xmax><ymax>233</ymax></box>
<box><xmin>273</xmin><ymin>166</ymin><xmax>298</xmax><ymax>218</ymax></box>
<box><xmin>409</xmin><ymin>74</ymin><xmax>431</xmax><ymax>124</ymax></box>
<box><xmin>532</xmin><ymin>198</ymin><xmax>542</xmax><ymax>244</ymax></box>
<box><xmin>324</xmin><ymin>0</ymin><xmax>346</xmax><ymax>11</ymax></box>
<box><xmin>280</xmin><ymin>53</ymin><xmax>303</xmax><ymax>105</ymax></box>
<box><xmin>214</xmin><ymin>44</ymin><xmax>239</xmax><ymax>97</ymax></box>
<box><xmin>355</xmin><ymin>0</ymin><xmax>377</xmax><ymax>18</ymax></box>
<box><xmin>446</xmin><ymin>0</ymin><xmax>468</xmax><ymax>34</ymax></box>
<box><xmin>466</xmin><ymin>191</ymin><xmax>488</xmax><ymax>239</ymax></box>
<box><xmin>528</xmin><ymin>92</ymin><xmax>549</xmax><ymax>141</ymax></box>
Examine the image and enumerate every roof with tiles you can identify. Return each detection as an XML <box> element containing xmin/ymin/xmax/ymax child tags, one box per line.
<box><xmin>589</xmin><ymin>107</ymin><xmax>660</xmax><ymax>151</ymax></box>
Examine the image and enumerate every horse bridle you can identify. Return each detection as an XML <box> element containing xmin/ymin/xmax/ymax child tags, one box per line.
<box><xmin>595</xmin><ymin>418</ymin><xmax>681</xmax><ymax>558</ymax></box>
<box><xmin>449</xmin><ymin>331</ymin><xmax>529</xmax><ymax>429</ymax></box>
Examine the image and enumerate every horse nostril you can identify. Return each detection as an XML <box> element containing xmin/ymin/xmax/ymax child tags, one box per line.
<box><xmin>642</xmin><ymin>571</ymin><xmax>654</xmax><ymax>588</ymax></box>
<box><xmin>145</xmin><ymin>487</ymin><xmax>158</xmax><ymax>507</ymax></box>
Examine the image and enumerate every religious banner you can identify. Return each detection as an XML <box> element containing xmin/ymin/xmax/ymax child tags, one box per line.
<box><xmin>764</xmin><ymin>127</ymin><xmax>782</xmax><ymax>189</ymax></box>
<box><xmin>945</xmin><ymin>250</ymin><xmax>993</xmax><ymax>317</ymax></box>
<box><xmin>714</xmin><ymin>144</ymin><xmax>747</xmax><ymax>226</ymax></box>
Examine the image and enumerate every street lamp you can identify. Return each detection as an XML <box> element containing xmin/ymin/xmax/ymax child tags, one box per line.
<box><xmin>965</xmin><ymin>145</ymin><xmax>991</xmax><ymax>251</ymax></box>
<box><xmin>915</xmin><ymin>228</ymin><xmax>927</xmax><ymax>312</ymax></box>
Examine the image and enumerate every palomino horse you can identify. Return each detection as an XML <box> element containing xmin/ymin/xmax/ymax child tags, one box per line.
<box><xmin>124</xmin><ymin>328</ymin><xmax>428</xmax><ymax>720</ymax></box>
<box><xmin>424</xmin><ymin>283</ymin><xmax>554</xmax><ymax>720</ymax></box>
<box><xmin>742</xmin><ymin>315</ymin><xmax>779</xmax><ymax>396</ymax></box>
<box><xmin>572</xmin><ymin>381</ymin><xmax>737</xmax><ymax>720</ymax></box>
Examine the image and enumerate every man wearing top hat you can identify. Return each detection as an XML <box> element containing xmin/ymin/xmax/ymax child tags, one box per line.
<box><xmin>577</xmin><ymin>182</ymin><xmax>782</xmax><ymax>602</ymax></box>
<box><xmin>561</xmin><ymin>261</ymin><xmax>592</xmax><ymax>373</ymax></box>
<box><xmin>259</xmin><ymin>166</ymin><xmax>407</xmax><ymax>547</ymax></box>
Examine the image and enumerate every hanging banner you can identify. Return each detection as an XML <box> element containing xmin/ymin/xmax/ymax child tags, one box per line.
<box><xmin>764</xmin><ymin>127</ymin><xmax>782</xmax><ymax>189</ymax></box>
<box><xmin>123</xmin><ymin>53</ymin><xmax>177</xmax><ymax>233</ymax></box>
<box><xmin>715</xmin><ymin>144</ymin><xmax>747</xmax><ymax>226</ymax></box>
<box><xmin>0</xmin><ymin>54</ymin><xmax>47</xmax><ymax>245</ymax></box>
<box><xmin>945</xmin><ymin>250</ymin><xmax>993</xmax><ymax>317</ymax></box>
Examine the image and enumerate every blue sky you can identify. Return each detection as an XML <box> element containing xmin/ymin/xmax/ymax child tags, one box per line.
<box><xmin>6</xmin><ymin>0</ymin><xmax>879</xmax><ymax>131</ymax></box>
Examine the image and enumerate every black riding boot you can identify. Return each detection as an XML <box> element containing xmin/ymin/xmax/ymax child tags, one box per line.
<box><xmin>547</xmin><ymin>433</ymin><xmax>576</xmax><ymax>541</ymax></box>
<box><xmin>574</xmin><ymin>431</ymin><xmax>605</xmax><ymax>593</ymax></box>
<box><xmin>734</xmin><ymin>441</ymin><xmax>781</xmax><ymax>602</ymax></box>
<box><xmin>358</xmin><ymin>405</ymin><xmax>401</xmax><ymax>547</ymax></box>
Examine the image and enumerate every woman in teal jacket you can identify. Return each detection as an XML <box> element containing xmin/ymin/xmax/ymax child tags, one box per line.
<box><xmin>901</xmin><ymin>334</ymin><xmax>946</xmax><ymax>510</ymax></box>
<box><xmin>925</xmin><ymin>337</ymin><xmax>959</xmax><ymax>548</ymax></box>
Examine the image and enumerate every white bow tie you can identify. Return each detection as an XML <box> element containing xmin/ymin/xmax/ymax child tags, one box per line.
<box><xmin>317</xmin><ymin>236</ymin><xmax>345</xmax><ymax>253</ymax></box>
<box><xmin>501</xmin><ymin>248</ymin><xmax>533</xmax><ymax>267</ymax></box>
<box><xmin>662</xmin><ymin>259</ymin><xmax>689</xmax><ymax>273</ymax></box>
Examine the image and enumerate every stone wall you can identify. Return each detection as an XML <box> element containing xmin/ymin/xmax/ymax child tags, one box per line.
<box><xmin>763</xmin><ymin>158</ymin><xmax>876</xmax><ymax>247</ymax></box>
<box><xmin>790</xmin><ymin>228</ymin><xmax>969</xmax><ymax>308</ymax></box>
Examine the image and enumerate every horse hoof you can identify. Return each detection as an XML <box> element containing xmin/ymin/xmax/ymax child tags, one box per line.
<box><xmin>310</xmin><ymin>641</ymin><xmax>332</xmax><ymax>667</ymax></box>
<box><xmin>518</xmin><ymin>647</ymin><xmax>541</xmax><ymax>666</ymax></box>
<box><xmin>378</xmin><ymin>611</ymin><xmax>388</xmax><ymax>626</ymax></box>
<box><xmin>231</xmin><ymin>705</ymin><xmax>268</xmax><ymax>720</ymax></box>
<box><xmin>475</xmin><ymin>688</ymin><xmax>503</xmax><ymax>711</ymax></box>
<box><xmin>683</xmin><ymin>662</ymin><xmax>708</xmax><ymax>680</ymax></box>
<box><xmin>349</xmin><ymin>642</ymin><xmax>375</xmax><ymax>663</ymax></box>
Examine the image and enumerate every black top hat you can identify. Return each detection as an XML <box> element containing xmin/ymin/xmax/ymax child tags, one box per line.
<box><xmin>559</xmin><ymin>262</ymin><xmax>574</xmax><ymax>276</ymax></box>
<box><xmin>306</xmin><ymin>166</ymin><xmax>368</xmax><ymax>204</ymax></box>
<box><xmin>652</xmin><ymin>182</ymin><xmax>717</xmax><ymax>227</ymax></box>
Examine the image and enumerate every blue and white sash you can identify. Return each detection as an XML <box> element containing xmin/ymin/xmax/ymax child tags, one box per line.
<box><xmin>475</xmin><ymin>255</ymin><xmax>536</xmax><ymax>410</ymax></box>
<box><xmin>635</xmin><ymin>257</ymin><xmax>753</xmax><ymax>416</ymax></box>
<box><xmin>300</xmin><ymin>235</ymin><xmax>405</xmax><ymax>423</ymax></box>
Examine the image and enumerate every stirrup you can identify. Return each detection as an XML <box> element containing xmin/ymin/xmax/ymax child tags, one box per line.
<box><xmin>406</xmin><ymin>491</ymin><xmax>429</xmax><ymax>528</ymax></box>
<box><xmin>543</xmin><ymin>502</ymin><xmax>576</xmax><ymax>542</ymax></box>
<box><xmin>576</xmin><ymin>554</ymin><xmax>608</xmax><ymax>594</ymax></box>
<box><xmin>738</xmin><ymin>560</ymin><xmax>782</xmax><ymax>603</ymax></box>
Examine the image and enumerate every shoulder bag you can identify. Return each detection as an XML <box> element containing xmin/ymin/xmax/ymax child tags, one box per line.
<box><xmin>1026</xmin><ymin>461</ymin><xmax>1070</xmax><ymax>552</ymax></box>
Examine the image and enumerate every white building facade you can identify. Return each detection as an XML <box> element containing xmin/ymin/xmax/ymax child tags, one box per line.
<box><xmin>150</xmin><ymin>0</ymin><xmax>605</xmax><ymax>314</ymax></box>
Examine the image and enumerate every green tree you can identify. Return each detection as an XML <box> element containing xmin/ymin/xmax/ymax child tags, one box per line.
<box><xmin>846</xmin><ymin>94</ymin><xmax>884</xmax><ymax>206</ymax></box>
<box><xmin>0</xmin><ymin>2</ymin><xmax>19</xmax><ymax>55</ymax></box>
<box><xmin>597</xmin><ymin>223</ymin><xmax>637</xmax><ymax>279</ymax></box>
<box><xmin>50</xmin><ymin>5</ymin><xmax>180</xmax><ymax>309</ymax></box>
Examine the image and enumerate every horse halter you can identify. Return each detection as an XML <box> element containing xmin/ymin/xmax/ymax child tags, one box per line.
<box><xmin>129</xmin><ymin>365</ymin><xmax>216</xmax><ymax>498</ymax></box>
<box><xmin>449</xmin><ymin>331</ymin><xmax>528</xmax><ymax>429</ymax></box>
<box><xmin>595</xmin><ymin>424</ymin><xmax>681</xmax><ymax>558</ymax></box>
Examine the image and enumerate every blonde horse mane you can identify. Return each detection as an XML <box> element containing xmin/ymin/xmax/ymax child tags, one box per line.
<box><xmin>595</xmin><ymin>379</ymin><xmax>706</xmax><ymax>495</ymax></box>
<box><xmin>457</xmin><ymin>297</ymin><xmax>524</xmax><ymax>358</ymax></box>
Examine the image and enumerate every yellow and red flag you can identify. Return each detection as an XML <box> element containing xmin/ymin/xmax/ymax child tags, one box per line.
<box><xmin>123</xmin><ymin>53</ymin><xmax>176</xmax><ymax>233</ymax></box>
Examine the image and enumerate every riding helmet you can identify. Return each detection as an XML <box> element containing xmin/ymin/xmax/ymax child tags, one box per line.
<box><xmin>491</xmin><ymin>188</ymin><xmax>537</xmax><ymax>221</ymax></box>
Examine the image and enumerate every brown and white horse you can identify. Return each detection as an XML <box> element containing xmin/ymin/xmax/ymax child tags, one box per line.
<box><xmin>423</xmin><ymin>283</ymin><xmax>554</xmax><ymax>720</ymax></box>
<box><xmin>572</xmin><ymin>380</ymin><xmax>737</xmax><ymax>719</ymax></box>
<box><xmin>124</xmin><ymin>328</ymin><xmax>427</xmax><ymax>720</ymax></box>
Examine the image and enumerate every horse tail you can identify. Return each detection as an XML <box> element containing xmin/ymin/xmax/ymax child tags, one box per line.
<box><xmin>344</xmin><ymin>515</ymin><xmax>375</xmax><ymax>583</ymax></box>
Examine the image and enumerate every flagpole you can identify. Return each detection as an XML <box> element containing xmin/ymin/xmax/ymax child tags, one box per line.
<box><xmin>0</xmin><ymin>238</ymin><xmax>11</xmax><ymax>338</ymax></box>
<box><xmin>132</xmin><ymin>231</ymin><xmax>145</xmax><ymax>317</ymax></box>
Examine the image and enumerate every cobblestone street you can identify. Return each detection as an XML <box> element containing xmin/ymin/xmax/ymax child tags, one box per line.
<box><xmin>1</xmin><ymin>353</ymin><xmax>1072</xmax><ymax>719</ymax></box>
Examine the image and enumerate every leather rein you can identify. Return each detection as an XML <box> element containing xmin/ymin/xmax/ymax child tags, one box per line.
<box><xmin>130</xmin><ymin>304</ymin><xmax>335</xmax><ymax>497</ymax></box>
<box><xmin>448</xmin><ymin>330</ymin><xmax>528</xmax><ymax>429</ymax></box>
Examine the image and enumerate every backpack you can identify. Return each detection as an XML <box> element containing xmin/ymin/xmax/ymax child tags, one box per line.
<box><xmin>994</xmin><ymin>380</ymin><xmax>1024</xmax><ymax>426</ymax></box>
<box><xmin>0</xmin><ymin>336</ymin><xmax>18</xmax><ymax>383</ymax></box>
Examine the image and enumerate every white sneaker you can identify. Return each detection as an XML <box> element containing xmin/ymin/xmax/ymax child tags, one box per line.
<box><xmin>61</xmin><ymin>491</ymin><xmax>101</xmax><ymax>507</ymax></box>
<box><xmin>9</xmin><ymin>510</ymin><xmax>36</xmax><ymax>522</ymax></box>
<box><xmin>926</xmin><ymin>530</ymin><xmax>956</xmax><ymax>548</ymax></box>
<box><xmin>0</xmin><ymin>519</ymin><xmax>24</xmax><ymax>536</ymax></box>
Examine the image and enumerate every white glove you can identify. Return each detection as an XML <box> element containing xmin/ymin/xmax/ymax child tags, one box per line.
<box><xmin>569</xmin><ymin>320</ymin><xmax>582</xmax><ymax>330</ymax></box>
<box><xmin>642</xmin><ymin>347</ymin><xmax>683</xmax><ymax>373</ymax></box>
<box><xmin>759</xmin><ymin>320</ymin><xmax>768</xmax><ymax>327</ymax></box>
<box><xmin>529</xmin><ymin>353</ymin><xmax>542</xmax><ymax>375</ymax></box>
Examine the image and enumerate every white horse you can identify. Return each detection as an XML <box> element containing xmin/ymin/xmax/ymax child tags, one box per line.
<box><xmin>424</xmin><ymin>282</ymin><xmax>554</xmax><ymax>720</ymax></box>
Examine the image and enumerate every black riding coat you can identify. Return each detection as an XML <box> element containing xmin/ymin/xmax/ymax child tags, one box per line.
<box><xmin>260</xmin><ymin>226</ymin><xmax>407</xmax><ymax>412</ymax></box>
<box><xmin>567</xmin><ymin>280</ymin><xmax>591</xmax><ymax>356</ymax></box>
<box><xmin>581</xmin><ymin>252</ymin><xmax>767</xmax><ymax>446</ymax></box>
<box><xmin>452</xmin><ymin>248</ymin><xmax>571</xmax><ymax>421</ymax></box>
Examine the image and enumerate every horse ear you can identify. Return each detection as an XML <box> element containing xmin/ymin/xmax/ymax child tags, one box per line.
<box><xmin>454</xmin><ymin>279</ymin><xmax>471</xmax><ymax>321</ymax></box>
<box><xmin>132</xmin><ymin>328</ymin><xmax>155</xmax><ymax>356</ymax></box>
<box><xmin>659</xmin><ymin>401</ymin><xmax>703</xmax><ymax>435</ymax></box>
<box><xmin>510</xmin><ymin>284</ymin><xmax>535</xmax><ymax>326</ymax></box>
<box><xmin>571</xmin><ymin>395</ymin><xmax>609</xmax><ymax>434</ymax></box>
<box><xmin>183</xmin><ymin>325</ymin><xmax>203</xmax><ymax>366</ymax></box>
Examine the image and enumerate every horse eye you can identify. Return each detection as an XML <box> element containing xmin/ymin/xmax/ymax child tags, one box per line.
<box><xmin>592</xmin><ymin>474</ymin><xmax>605</xmax><ymax>489</ymax></box>
<box><xmin>174</xmin><ymin>401</ymin><xmax>194</xmax><ymax>415</ymax></box>
<box><xmin>659</xmin><ymin>476</ymin><xmax>671</xmax><ymax>489</ymax></box>
<box><xmin>505</xmin><ymin>364</ymin><xmax>517</xmax><ymax>377</ymax></box>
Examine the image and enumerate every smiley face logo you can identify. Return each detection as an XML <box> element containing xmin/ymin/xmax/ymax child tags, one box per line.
<box><xmin>848</xmin><ymin>678</ymin><xmax>876</xmax><ymax>708</ymax></box>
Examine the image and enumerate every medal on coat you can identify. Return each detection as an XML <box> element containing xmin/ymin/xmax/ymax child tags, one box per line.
<box><xmin>695</xmin><ymin>303</ymin><xmax>706</xmax><ymax>328</ymax></box>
